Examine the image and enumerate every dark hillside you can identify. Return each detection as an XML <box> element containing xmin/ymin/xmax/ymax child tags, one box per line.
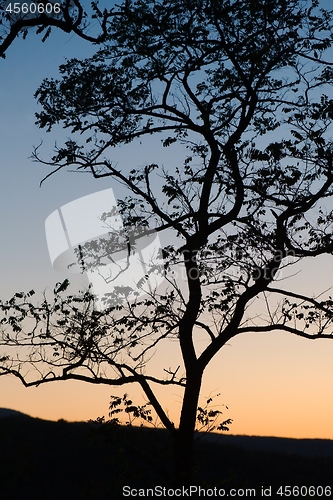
<box><xmin>0</xmin><ymin>411</ymin><xmax>332</xmax><ymax>499</ymax></box>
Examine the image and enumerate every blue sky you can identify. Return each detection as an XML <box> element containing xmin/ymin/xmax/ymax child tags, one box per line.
<box><xmin>0</xmin><ymin>1</ymin><xmax>333</xmax><ymax>437</ymax></box>
<box><xmin>0</xmin><ymin>14</ymin><xmax>188</xmax><ymax>424</ymax></box>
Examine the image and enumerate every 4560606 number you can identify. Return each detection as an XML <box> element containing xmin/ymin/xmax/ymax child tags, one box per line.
<box><xmin>5</xmin><ymin>3</ymin><xmax>61</xmax><ymax>14</ymax></box>
<box><xmin>276</xmin><ymin>485</ymin><xmax>331</xmax><ymax>497</ymax></box>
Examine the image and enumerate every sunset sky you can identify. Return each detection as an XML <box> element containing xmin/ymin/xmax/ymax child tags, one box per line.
<box><xmin>1</xmin><ymin>1</ymin><xmax>333</xmax><ymax>440</ymax></box>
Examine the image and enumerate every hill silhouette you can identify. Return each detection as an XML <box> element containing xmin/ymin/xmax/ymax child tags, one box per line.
<box><xmin>0</xmin><ymin>410</ymin><xmax>332</xmax><ymax>499</ymax></box>
<box><xmin>0</xmin><ymin>408</ymin><xmax>33</xmax><ymax>419</ymax></box>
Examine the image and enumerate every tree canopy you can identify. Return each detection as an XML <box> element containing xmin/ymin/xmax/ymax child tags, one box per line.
<box><xmin>1</xmin><ymin>0</ymin><xmax>333</xmax><ymax>484</ymax></box>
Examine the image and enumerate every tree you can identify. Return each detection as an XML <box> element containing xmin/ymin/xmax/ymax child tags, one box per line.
<box><xmin>0</xmin><ymin>1</ymin><xmax>123</xmax><ymax>58</ymax></box>
<box><xmin>2</xmin><ymin>0</ymin><xmax>333</xmax><ymax>485</ymax></box>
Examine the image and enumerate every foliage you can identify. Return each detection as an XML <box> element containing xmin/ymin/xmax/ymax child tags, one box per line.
<box><xmin>196</xmin><ymin>394</ymin><xmax>233</xmax><ymax>434</ymax></box>
<box><xmin>89</xmin><ymin>392</ymin><xmax>233</xmax><ymax>434</ymax></box>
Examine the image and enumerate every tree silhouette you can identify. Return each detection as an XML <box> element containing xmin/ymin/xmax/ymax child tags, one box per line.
<box><xmin>0</xmin><ymin>1</ymin><xmax>124</xmax><ymax>58</ymax></box>
<box><xmin>2</xmin><ymin>0</ymin><xmax>333</xmax><ymax>485</ymax></box>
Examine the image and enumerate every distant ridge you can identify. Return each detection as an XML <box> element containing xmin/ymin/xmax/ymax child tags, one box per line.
<box><xmin>0</xmin><ymin>408</ymin><xmax>32</xmax><ymax>419</ymax></box>
<box><xmin>199</xmin><ymin>433</ymin><xmax>333</xmax><ymax>458</ymax></box>
<box><xmin>1</xmin><ymin>408</ymin><xmax>332</xmax><ymax>459</ymax></box>
<box><xmin>0</xmin><ymin>415</ymin><xmax>332</xmax><ymax>496</ymax></box>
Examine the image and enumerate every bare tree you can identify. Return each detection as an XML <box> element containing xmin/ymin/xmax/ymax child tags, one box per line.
<box><xmin>2</xmin><ymin>0</ymin><xmax>333</xmax><ymax>485</ymax></box>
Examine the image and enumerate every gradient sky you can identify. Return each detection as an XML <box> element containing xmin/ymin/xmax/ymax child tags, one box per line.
<box><xmin>1</xmin><ymin>1</ymin><xmax>333</xmax><ymax>440</ymax></box>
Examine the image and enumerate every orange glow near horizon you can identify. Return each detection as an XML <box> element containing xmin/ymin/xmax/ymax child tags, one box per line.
<box><xmin>1</xmin><ymin>242</ymin><xmax>333</xmax><ymax>440</ymax></box>
<box><xmin>1</xmin><ymin>328</ymin><xmax>333</xmax><ymax>441</ymax></box>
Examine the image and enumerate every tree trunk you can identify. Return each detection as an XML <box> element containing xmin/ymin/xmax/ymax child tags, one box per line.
<box><xmin>173</xmin><ymin>370</ymin><xmax>202</xmax><ymax>486</ymax></box>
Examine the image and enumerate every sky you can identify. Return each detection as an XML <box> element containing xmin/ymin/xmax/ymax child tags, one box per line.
<box><xmin>0</xmin><ymin>1</ymin><xmax>333</xmax><ymax>440</ymax></box>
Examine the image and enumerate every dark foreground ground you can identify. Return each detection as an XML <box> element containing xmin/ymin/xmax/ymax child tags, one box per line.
<box><xmin>0</xmin><ymin>409</ymin><xmax>332</xmax><ymax>499</ymax></box>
